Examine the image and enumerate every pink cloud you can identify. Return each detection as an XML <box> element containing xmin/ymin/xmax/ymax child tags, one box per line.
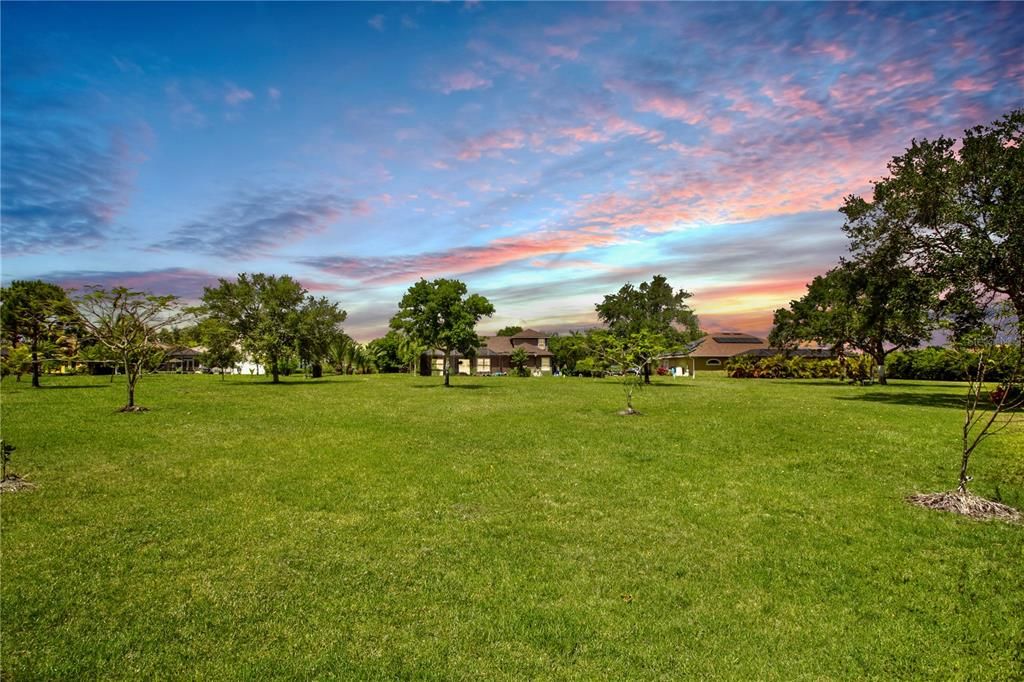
<box><xmin>368</xmin><ymin>14</ymin><xmax>385</xmax><ymax>31</ymax></box>
<box><xmin>438</xmin><ymin>70</ymin><xmax>493</xmax><ymax>94</ymax></box>
<box><xmin>304</xmin><ymin>230</ymin><xmax>626</xmax><ymax>285</ymax></box>
<box><xmin>816</xmin><ymin>42</ymin><xmax>852</xmax><ymax>62</ymax></box>
<box><xmin>224</xmin><ymin>83</ymin><xmax>254</xmax><ymax>106</ymax></box>
<box><xmin>635</xmin><ymin>94</ymin><xmax>704</xmax><ymax>125</ymax></box>
<box><xmin>267</xmin><ymin>87</ymin><xmax>281</xmax><ymax>101</ymax></box>
<box><xmin>456</xmin><ymin>128</ymin><xmax>526</xmax><ymax>160</ymax></box>
<box><xmin>545</xmin><ymin>44</ymin><xmax>580</xmax><ymax>60</ymax></box>
<box><xmin>952</xmin><ymin>76</ymin><xmax>994</xmax><ymax>93</ymax></box>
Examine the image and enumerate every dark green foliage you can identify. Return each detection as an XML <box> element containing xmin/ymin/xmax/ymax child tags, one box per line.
<box><xmin>770</xmin><ymin>258</ymin><xmax>935</xmax><ymax>384</ymax></box>
<box><xmin>296</xmin><ymin>297</ymin><xmax>348</xmax><ymax>378</ymax></box>
<box><xmin>1</xmin><ymin>344</ymin><xmax>32</xmax><ymax>381</ymax></box>
<box><xmin>366</xmin><ymin>331</ymin><xmax>405</xmax><ymax>373</ymax></box>
<box><xmin>0</xmin><ymin>280</ymin><xmax>75</xmax><ymax>388</ymax></box>
<box><xmin>202</xmin><ymin>273</ymin><xmax>346</xmax><ymax>384</ymax></box>
<box><xmin>845</xmin><ymin>108</ymin><xmax>1023</xmax><ymax>348</ymax></box>
<box><xmin>887</xmin><ymin>346</ymin><xmax>1021</xmax><ymax>383</ymax></box>
<box><xmin>548</xmin><ymin>331</ymin><xmax>590</xmax><ymax>374</ymax></box>
<box><xmin>496</xmin><ymin>325</ymin><xmax>523</xmax><ymax>337</ymax></box>
<box><xmin>727</xmin><ymin>355</ymin><xmax>843</xmax><ymax>380</ymax></box>
<box><xmin>596</xmin><ymin>275</ymin><xmax>699</xmax><ymax>384</ymax></box>
<box><xmin>197</xmin><ymin>319</ymin><xmax>242</xmax><ymax>379</ymax></box>
<box><xmin>390</xmin><ymin>278</ymin><xmax>494</xmax><ymax>387</ymax></box>
<box><xmin>509</xmin><ymin>347</ymin><xmax>530</xmax><ymax>377</ymax></box>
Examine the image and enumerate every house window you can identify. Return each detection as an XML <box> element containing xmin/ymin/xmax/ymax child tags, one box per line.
<box><xmin>706</xmin><ymin>359</ymin><xmax>722</xmax><ymax>366</ymax></box>
<box><xmin>538</xmin><ymin>338</ymin><xmax>546</xmax><ymax>349</ymax></box>
<box><xmin>540</xmin><ymin>357</ymin><xmax>550</xmax><ymax>370</ymax></box>
<box><xmin>477</xmin><ymin>358</ymin><xmax>491</xmax><ymax>373</ymax></box>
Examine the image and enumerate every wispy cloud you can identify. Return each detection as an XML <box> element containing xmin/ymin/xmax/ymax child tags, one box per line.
<box><xmin>1</xmin><ymin>90</ymin><xmax>146</xmax><ymax>255</ymax></box>
<box><xmin>40</xmin><ymin>267</ymin><xmax>221</xmax><ymax>300</ymax></box>
<box><xmin>437</xmin><ymin>69</ymin><xmax>492</xmax><ymax>94</ymax></box>
<box><xmin>224</xmin><ymin>82</ymin><xmax>254</xmax><ymax>106</ymax></box>
<box><xmin>165</xmin><ymin>80</ymin><xmax>206</xmax><ymax>127</ymax></box>
<box><xmin>456</xmin><ymin>127</ymin><xmax>526</xmax><ymax>160</ymax></box>
<box><xmin>301</xmin><ymin>229</ymin><xmax>626</xmax><ymax>285</ymax></box>
<box><xmin>152</xmin><ymin>189</ymin><xmax>370</xmax><ymax>257</ymax></box>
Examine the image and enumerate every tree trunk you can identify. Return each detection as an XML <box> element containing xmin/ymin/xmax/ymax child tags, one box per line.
<box><xmin>312</xmin><ymin>363</ymin><xmax>323</xmax><ymax>378</ymax></box>
<box><xmin>444</xmin><ymin>351</ymin><xmax>451</xmax><ymax>387</ymax></box>
<box><xmin>125</xmin><ymin>362</ymin><xmax>136</xmax><ymax>408</ymax></box>
<box><xmin>958</xmin><ymin>446</ymin><xmax>971</xmax><ymax>494</ymax></box>
<box><xmin>873</xmin><ymin>345</ymin><xmax>887</xmax><ymax>385</ymax></box>
<box><xmin>270</xmin><ymin>354</ymin><xmax>280</xmax><ymax>383</ymax></box>
<box><xmin>643</xmin><ymin>362</ymin><xmax>651</xmax><ymax>385</ymax></box>
<box><xmin>31</xmin><ymin>338</ymin><xmax>40</xmax><ymax>388</ymax></box>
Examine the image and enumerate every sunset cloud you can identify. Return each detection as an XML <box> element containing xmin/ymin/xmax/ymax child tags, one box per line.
<box><xmin>438</xmin><ymin>69</ymin><xmax>492</xmax><ymax>94</ymax></box>
<box><xmin>301</xmin><ymin>230</ymin><xmax>626</xmax><ymax>285</ymax></box>
<box><xmin>3</xmin><ymin>1</ymin><xmax>1021</xmax><ymax>341</ymax></box>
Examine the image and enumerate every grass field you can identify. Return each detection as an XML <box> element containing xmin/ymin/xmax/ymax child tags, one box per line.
<box><xmin>1</xmin><ymin>372</ymin><xmax>1022</xmax><ymax>679</ymax></box>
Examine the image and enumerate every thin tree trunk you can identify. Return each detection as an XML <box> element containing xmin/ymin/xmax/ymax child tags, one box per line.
<box><xmin>643</xmin><ymin>362</ymin><xmax>651</xmax><ymax>385</ymax></box>
<box><xmin>270</xmin><ymin>353</ymin><xmax>280</xmax><ymax>383</ymax></box>
<box><xmin>126</xmin><ymin>361</ymin><xmax>136</xmax><ymax>408</ymax></box>
<box><xmin>444</xmin><ymin>351</ymin><xmax>451</xmax><ymax>387</ymax></box>
<box><xmin>31</xmin><ymin>338</ymin><xmax>40</xmax><ymax>388</ymax></box>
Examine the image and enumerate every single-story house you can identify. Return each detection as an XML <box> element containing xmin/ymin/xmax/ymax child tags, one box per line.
<box><xmin>658</xmin><ymin>332</ymin><xmax>832</xmax><ymax>373</ymax></box>
<box><xmin>420</xmin><ymin>328</ymin><xmax>554</xmax><ymax>376</ymax></box>
<box><xmin>157</xmin><ymin>345</ymin><xmax>202</xmax><ymax>372</ymax></box>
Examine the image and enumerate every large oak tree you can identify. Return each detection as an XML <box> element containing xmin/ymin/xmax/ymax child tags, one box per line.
<box><xmin>390</xmin><ymin>278</ymin><xmax>494</xmax><ymax>387</ymax></box>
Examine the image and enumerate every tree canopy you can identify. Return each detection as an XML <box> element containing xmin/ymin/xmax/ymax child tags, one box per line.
<box><xmin>844</xmin><ymin>108</ymin><xmax>1023</xmax><ymax>348</ymax></box>
<box><xmin>770</xmin><ymin>259</ymin><xmax>934</xmax><ymax>383</ymax></box>
<box><xmin>496</xmin><ymin>325</ymin><xmax>523</xmax><ymax>337</ymax></box>
<box><xmin>596</xmin><ymin>274</ymin><xmax>700</xmax><ymax>383</ymax></box>
<box><xmin>202</xmin><ymin>273</ymin><xmax>346</xmax><ymax>383</ymax></box>
<box><xmin>0</xmin><ymin>280</ymin><xmax>74</xmax><ymax>387</ymax></box>
<box><xmin>74</xmin><ymin>286</ymin><xmax>187</xmax><ymax>410</ymax></box>
<box><xmin>390</xmin><ymin>278</ymin><xmax>494</xmax><ymax>387</ymax></box>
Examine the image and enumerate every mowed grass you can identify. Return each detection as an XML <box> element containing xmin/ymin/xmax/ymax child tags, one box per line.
<box><xmin>1</xmin><ymin>372</ymin><xmax>1022</xmax><ymax>679</ymax></box>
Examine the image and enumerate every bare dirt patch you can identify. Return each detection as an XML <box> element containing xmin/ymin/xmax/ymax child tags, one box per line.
<box><xmin>907</xmin><ymin>490</ymin><xmax>1022</xmax><ymax>523</ymax></box>
<box><xmin>118</xmin><ymin>406</ymin><xmax>150</xmax><ymax>413</ymax></box>
<box><xmin>0</xmin><ymin>475</ymin><xmax>35</xmax><ymax>493</ymax></box>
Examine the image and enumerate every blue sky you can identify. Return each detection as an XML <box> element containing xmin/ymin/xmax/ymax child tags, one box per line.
<box><xmin>2</xmin><ymin>1</ymin><xmax>1022</xmax><ymax>339</ymax></box>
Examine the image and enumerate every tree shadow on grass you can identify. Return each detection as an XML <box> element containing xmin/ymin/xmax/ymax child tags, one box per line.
<box><xmin>220</xmin><ymin>379</ymin><xmax>338</xmax><ymax>386</ymax></box>
<box><xmin>38</xmin><ymin>384</ymin><xmax>110</xmax><ymax>390</ymax></box>
<box><xmin>835</xmin><ymin>392</ymin><xmax>969</xmax><ymax>410</ymax></box>
<box><xmin>645</xmin><ymin>382</ymin><xmax>695</xmax><ymax>389</ymax></box>
<box><xmin>409</xmin><ymin>383</ymin><xmax>493</xmax><ymax>390</ymax></box>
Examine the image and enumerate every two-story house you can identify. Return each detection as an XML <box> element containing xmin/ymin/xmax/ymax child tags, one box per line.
<box><xmin>420</xmin><ymin>328</ymin><xmax>555</xmax><ymax>376</ymax></box>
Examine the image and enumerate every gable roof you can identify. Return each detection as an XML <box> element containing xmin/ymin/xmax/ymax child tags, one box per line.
<box><xmin>509</xmin><ymin>328</ymin><xmax>547</xmax><ymax>339</ymax></box>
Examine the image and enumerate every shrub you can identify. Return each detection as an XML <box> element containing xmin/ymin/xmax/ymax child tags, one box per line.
<box><xmin>728</xmin><ymin>354</ymin><xmax>843</xmax><ymax>380</ymax></box>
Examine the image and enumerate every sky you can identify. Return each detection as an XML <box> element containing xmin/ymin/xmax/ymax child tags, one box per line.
<box><xmin>2</xmin><ymin>2</ymin><xmax>1022</xmax><ymax>341</ymax></box>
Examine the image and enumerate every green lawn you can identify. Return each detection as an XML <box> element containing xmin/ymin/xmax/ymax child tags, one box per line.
<box><xmin>1</xmin><ymin>373</ymin><xmax>1022</xmax><ymax>679</ymax></box>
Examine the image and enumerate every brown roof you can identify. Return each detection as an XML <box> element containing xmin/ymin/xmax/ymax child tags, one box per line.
<box><xmin>483</xmin><ymin>336</ymin><xmax>552</xmax><ymax>356</ymax></box>
<box><xmin>425</xmin><ymin>336</ymin><xmax>553</xmax><ymax>357</ymax></box>
<box><xmin>687</xmin><ymin>332</ymin><xmax>769</xmax><ymax>358</ymax></box>
<box><xmin>509</xmin><ymin>328</ymin><xmax>548</xmax><ymax>340</ymax></box>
